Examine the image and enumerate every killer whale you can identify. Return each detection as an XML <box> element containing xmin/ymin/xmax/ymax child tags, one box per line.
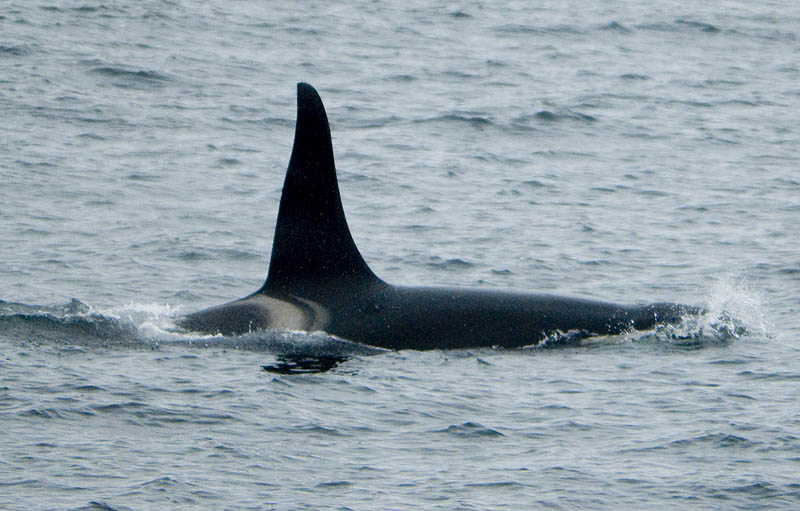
<box><xmin>179</xmin><ymin>83</ymin><xmax>699</xmax><ymax>350</ymax></box>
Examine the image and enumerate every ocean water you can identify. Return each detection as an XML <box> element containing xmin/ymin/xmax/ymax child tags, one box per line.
<box><xmin>2</xmin><ymin>1</ymin><xmax>800</xmax><ymax>509</ymax></box>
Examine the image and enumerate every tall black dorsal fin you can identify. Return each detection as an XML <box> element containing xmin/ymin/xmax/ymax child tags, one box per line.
<box><xmin>261</xmin><ymin>83</ymin><xmax>379</xmax><ymax>292</ymax></box>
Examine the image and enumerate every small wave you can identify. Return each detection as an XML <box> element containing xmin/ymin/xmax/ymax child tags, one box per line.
<box><xmin>316</xmin><ymin>480</ymin><xmax>353</xmax><ymax>488</ymax></box>
<box><xmin>88</xmin><ymin>401</ymin><xmax>238</xmax><ymax>426</ymax></box>
<box><xmin>426</xmin><ymin>257</ymin><xmax>474</xmax><ymax>270</ymax></box>
<box><xmin>494</xmin><ymin>24</ymin><xmax>582</xmax><ymax>36</ymax></box>
<box><xmin>0</xmin><ymin>300</ymin><xmax>383</xmax><ymax>375</ymax></box>
<box><xmin>88</xmin><ymin>65</ymin><xmax>171</xmax><ymax>90</ymax></box>
<box><xmin>638</xmin><ymin>19</ymin><xmax>721</xmax><ymax>34</ymax></box>
<box><xmin>125</xmin><ymin>173</ymin><xmax>161</xmax><ymax>182</ymax></box>
<box><xmin>465</xmin><ymin>481</ymin><xmax>526</xmax><ymax>488</ymax></box>
<box><xmin>414</xmin><ymin>114</ymin><xmax>494</xmax><ymax>129</ymax></box>
<box><xmin>601</xmin><ymin>21</ymin><xmax>632</xmax><ymax>34</ymax></box>
<box><xmin>136</xmin><ymin>476</ymin><xmax>182</xmax><ymax>489</ymax></box>
<box><xmin>675</xmin><ymin>19</ymin><xmax>721</xmax><ymax>33</ymax></box>
<box><xmin>176</xmin><ymin>250</ymin><xmax>212</xmax><ymax>262</ymax></box>
<box><xmin>435</xmin><ymin>422</ymin><xmax>504</xmax><ymax>438</ymax></box>
<box><xmin>91</xmin><ymin>66</ymin><xmax>168</xmax><ymax>82</ymax></box>
<box><xmin>0</xmin><ymin>299</ymin><xmax>140</xmax><ymax>345</ymax></box>
<box><xmin>385</xmin><ymin>74</ymin><xmax>416</xmax><ymax>83</ymax></box>
<box><xmin>75</xmin><ymin>502</ymin><xmax>128</xmax><ymax>511</ymax></box>
<box><xmin>669</xmin><ymin>432</ymin><xmax>757</xmax><ymax>449</ymax></box>
<box><xmin>515</xmin><ymin>110</ymin><xmax>597</xmax><ymax>124</ymax></box>
<box><xmin>0</xmin><ymin>44</ymin><xmax>33</xmax><ymax>56</ymax></box>
<box><xmin>447</xmin><ymin>10</ymin><xmax>471</xmax><ymax>19</ymax></box>
<box><xmin>212</xmin><ymin>157</ymin><xmax>242</xmax><ymax>168</ymax></box>
<box><xmin>736</xmin><ymin>370</ymin><xmax>800</xmax><ymax>382</ymax></box>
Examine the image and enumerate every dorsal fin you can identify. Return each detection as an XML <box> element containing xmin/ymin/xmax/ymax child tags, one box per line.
<box><xmin>261</xmin><ymin>83</ymin><xmax>379</xmax><ymax>293</ymax></box>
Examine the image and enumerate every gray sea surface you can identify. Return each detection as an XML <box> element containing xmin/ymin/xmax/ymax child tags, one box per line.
<box><xmin>2</xmin><ymin>1</ymin><xmax>799</xmax><ymax>509</ymax></box>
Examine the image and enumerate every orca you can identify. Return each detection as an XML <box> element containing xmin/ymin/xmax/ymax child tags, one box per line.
<box><xmin>179</xmin><ymin>83</ymin><xmax>699</xmax><ymax>350</ymax></box>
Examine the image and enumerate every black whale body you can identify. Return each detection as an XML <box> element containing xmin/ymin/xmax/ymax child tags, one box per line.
<box><xmin>179</xmin><ymin>83</ymin><xmax>698</xmax><ymax>350</ymax></box>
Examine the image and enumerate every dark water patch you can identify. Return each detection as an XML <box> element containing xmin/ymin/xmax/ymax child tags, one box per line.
<box><xmin>621</xmin><ymin>73</ymin><xmax>649</xmax><ymax>80</ymax></box>
<box><xmin>0</xmin><ymin>44</ymin><xmax>34</xmax><ymax>56</ymax></box>
<box><xmin>533</xmin><ymin>110</ymin><xmax>557</xmax><ymax>122</ymax></box>
<box><xmin>402</xmin><ymin>224</ymin><xmax>436</xmax><ymax>232</ymax></box>
<box><xmin>72</xmin><ymin>5</ymin><xmax>107</xmax><ymax>13</ymax></box>
<box><xmin>85</xmin><ymin>199</ymin><xmax>115</xmax><ymax>207</ymax></box>
<box><xmin>125</xmin><ymin>173</ymin><xmax>161</xmax><ymax>182</ymax></box>
<box><xmin>448</xmin><ymin>10</ymin><xmax>471</xmax><ymax>19</ymax></box>
<box><xmin>74</xmin><ymin>384</ymin><xmax>105</xmax><ymax>392</ymax></box>
<box><xmin>436</xmin><ymin>422</ymin><xmax>504</xmax><ymax>438</ymax></box>
<box><xmin>517</xmin><ymin>110</ymin><xmax>597</xmax><ymax>124</ymax></box>
<box><xmin>177</xmin><ymin>250</ymin><xmax>212</xmax><ymax>262</ymax></box>
<box><xmin>663</xmin><ymin>98</ymin><xmax>713</xmax><ymax>108</ymax></box>
<box><xmin>522</xmin><ymin>179</ymin><xmax>546</xmax><ymax>188</ymax></box>
<box><xmin>684</xmin><ymin>380</ymin><xmax>721</xmax><ymax>388</ymax></box>
<box><xmin>43</xmin><ymin>4</ymin><xmax>118</xmax><ymax>15</ymax></box>
<box><xmin>212</xmin><ymin>157</ymin><xmax>242</xmax><ymax>168</ymax></box>
<box><xmin>601</xmin><ymin>21</ymin><xmax>632</xmax><ymax>34</ymax></box>
<box><xmin>636</xmin><ymin>189</ymin><xmax>671</xmax><ymax>197</ymax></box>
<box><xmin>385</xmin><ymin>74</ymin><xmax>416</xmax><ymax>83</ymax></box>
<box><xmin>316</xmin><ymin>480</ymin><xmax>353</xmax><ymax>488</ymax></box>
